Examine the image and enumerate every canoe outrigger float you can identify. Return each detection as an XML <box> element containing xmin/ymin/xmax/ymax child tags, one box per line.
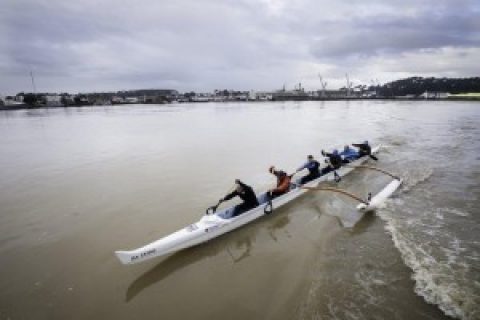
<box><xmin>115</xmin><ymin>145</ymin><xmax>402</xmax><ymax>265</ymax></box>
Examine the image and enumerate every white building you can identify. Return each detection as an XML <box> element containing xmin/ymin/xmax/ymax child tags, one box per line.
<box><xmin>45</xmin><ymin>95</ymin><xmax>63</xmax><ymax>107</ymax></box>
<box><xmin>125</xmin><ymin>97</ymin><xmax>140</xmax><ymax>103</ymax></box>
<box><xmin>420</xmin><ymin>91</ymin><xmax>450</xmax><ymax>99</ymax></box>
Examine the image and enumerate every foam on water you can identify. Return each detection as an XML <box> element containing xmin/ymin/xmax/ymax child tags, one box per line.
<box><xmin>380</xmin><ymin>135</ymin><xmax>408</xmax><ymax>147</ymax></box>
<box><xmin>298</xmin><ymin>107</ymin><xmax>480</xmax><ymax>320</ymax></box>
<box><xmin>441</xmin><ymin>207</ymin><xmax>471</xmax><ymax>218</ymax></box>
<box><xmin>377</xmin><ymin>204</ymin><xmax>479</xmax><ymax>320</ymax></box>
<box><xmin>398</xmin><ymin>165</ymin><xmax>434</xmax><ymax>194</ymax></box>
<box><xmin>372</xmin><ymin>133</ymin><xmax>480</xmax><ymax>320</ymax></box>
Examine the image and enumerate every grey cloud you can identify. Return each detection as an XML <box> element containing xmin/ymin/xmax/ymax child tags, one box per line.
<box><xmin>1</xmin><ymin>0</ymin><xmax>480</xmax><ymax>94</ymax></box>
<box><xmin>309</xmin><ymin>7</ymin><xmax>480</xmax><ymax>59</ymax></box>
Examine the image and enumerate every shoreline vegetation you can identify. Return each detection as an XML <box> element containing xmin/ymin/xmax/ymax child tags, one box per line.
<box><xmin>1</xmin><ymin>76</ymin><xmax>480</xmax><ymax>110</ymax></box>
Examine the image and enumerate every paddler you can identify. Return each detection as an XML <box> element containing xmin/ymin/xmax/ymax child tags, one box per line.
<box><xmin>340</xmin><ymin>145</ymin><xmax>359</xmax><ymax>163</ymax></box>
<box><xmin>295</xmin><ymin>155</ymin><xmax>321</xmax><ymax>185</ymax></box>
<box><xmin>268</xmin><ymin>166</ymin><xmax>291</xmax><ymax>198</ymax></box>
<box><xmin>352</xmin><ymin>140</ymin><xmax>377</xmax><ymax>160</ymax></box>
<box><xmin>321</xmin><ymin>149</ymin><xmax>343</xmax><ymax>181</ymax></box>
<box><xmin>218</xmin><ymin>179</ymin><xmax>259</xmax><ymax>217</ymax></box>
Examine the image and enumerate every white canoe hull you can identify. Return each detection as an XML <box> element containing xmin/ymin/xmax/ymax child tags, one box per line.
<box><xmin>115</xmin><ymin>146</ymin><xmax>380</xmax><ymax>265</ymax></box>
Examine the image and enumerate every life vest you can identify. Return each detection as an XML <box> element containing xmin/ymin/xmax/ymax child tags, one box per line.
<box><xmin>329</xmin><ymin>154</ymin><xmax>342</xmax><ymax>168</ymax></box>
<box><xmin>273</xmin><ymin>171</ymin><xmax>291</xmax><ymax>193</ymax></box>
<box><xmin>308</xmin><ymin>160</ymin><xmax>320</xmax><ymax>175</ymax></box>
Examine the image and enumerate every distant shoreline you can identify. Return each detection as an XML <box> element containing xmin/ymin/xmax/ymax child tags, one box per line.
<box><xmin>1</xmin><ymin>96</ymin><xmax>479</xmax><ymax>111</ymax></box>
<box><xmin>1</xmin><ymin>98</ymin><xmax>478</xmax><ymax>111</ymax></box>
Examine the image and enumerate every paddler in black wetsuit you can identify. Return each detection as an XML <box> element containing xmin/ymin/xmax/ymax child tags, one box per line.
<box><xmin>321</xmin><ymin>149</ymin><xmax>343</xmax><ymax>180</ymax></box>
<box><xmin>219</xmin><ymin>179</ymin><xmax>259</xmax><ymax>217</ymax></box>
<box><xmin>352</xmin><ymin>140</ymin><xmax>377</xmax><ymax>160</ymax></box>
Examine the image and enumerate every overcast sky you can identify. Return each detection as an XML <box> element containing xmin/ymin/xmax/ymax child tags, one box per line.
<box><xmin>1</xmin><ymin>0</ymin><xmax>480</xmax><ymax>94</ymax></box>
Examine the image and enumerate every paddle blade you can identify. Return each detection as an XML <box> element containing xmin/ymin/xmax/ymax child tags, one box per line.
<box><xmin>334</xmin><ymin>172</ymin><xmax>342</xmax><ymax>182</ymax></box>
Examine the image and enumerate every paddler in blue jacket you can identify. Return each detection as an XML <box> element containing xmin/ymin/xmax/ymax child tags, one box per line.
<box><xmin>219</xmin><ymin>179</ymin><xmax>259</xmax><ymax>217</ymax></box>
<box><xmin>295</xmin><ymin>155</ymin><xmax>321</xmax><ymax>185</ymax></box>
<box><xmin>340</xmin><ymin>145</ymin><xmax>359</xmax><ymax>163</ymax></box>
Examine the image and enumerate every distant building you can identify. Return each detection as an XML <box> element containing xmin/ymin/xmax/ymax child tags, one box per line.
<box><xmin>272</xmin><ymin>87</ymin><xmax>308</xmax><ymax>101</ymax></box>
<box><xmin>191</xmin><ymin>94</ymin><xmax>212</xmax><ymax>102</ymax></box>
<box><xmin>60</xmin><ymin>94</ymin><xmax>75</xmax><ymax>106</ymax></box>
<box><xmin>0</xmin><ymin>95</ymin><xmax>28</xmax><ymax>108</ymax></box>
<box><xmin>45</xmin><ymin>94</ymin><xmax>63</xmax><ymax>107</ymax></box>
<box><xmin>124</xmin><ymin>97</ymin><xmax>139</xmax><ymax>104</ymax></box>
<box><xmin>420</xmin><ymin>91</ymin><xmax>450</xmax><ymax>99</ymax></box>
<box><xmin>74</xmin><ymin>95</ymin><xmax>91</xmax><ymax>105</ymax></box>
<box><xmin>254</xmin><ymin>91</ymin><xmax>273</xmax><ymax>101</ymax></box>
<box><xmin>111</xmin><ymin>96</ymin><xmax>125</xmax><ymax>104</ymax></box>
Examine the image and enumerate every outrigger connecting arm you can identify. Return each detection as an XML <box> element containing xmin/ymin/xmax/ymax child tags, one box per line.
<box><xmin>345</xmin><ymin>165</ymin><xmax>400</xmax><ymax>180</ymax></box>
<box><xmin>302</xmin><ymin>163</ymin><xmax>403</xmax><ymax>214</ymax></box>
<box><xmin>301</xmin><ymin>186</ymin><xmax>369</xmax><ymax>204</ymax></box>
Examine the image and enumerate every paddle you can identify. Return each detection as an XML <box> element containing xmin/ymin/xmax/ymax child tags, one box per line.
<box><xmin>206</xmin><ymin>183</ymin><xmax>238</xmax><ymax>215</ymax></box>
<box><xmin>333</xmin><ymin>171</ymin><xmax>342</xmax><ymax>182</ymax></box>
<box><xmin>206</xmin><ymin>200</ymin><xmax>222</xmax><ymax>215</ymax></box>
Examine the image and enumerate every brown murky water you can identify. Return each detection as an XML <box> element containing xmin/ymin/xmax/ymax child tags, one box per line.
<box><xmin>0</xmin><ymin>101</ymin><xmax>478</xmax><ymax>319</ymax></box>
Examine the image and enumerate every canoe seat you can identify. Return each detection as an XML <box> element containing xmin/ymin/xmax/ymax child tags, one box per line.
<box><xmin>257</xmin><ymin>192</ymin><xmax>270</xmax><ymax>205</ymax></box>
<box><xmin>217</xmin><ymin>207</ymin><xmax>235</xmax><ymax>219</ymax></box>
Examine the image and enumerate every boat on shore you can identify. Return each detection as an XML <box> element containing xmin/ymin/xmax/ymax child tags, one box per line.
<box><xmin>115</xmin><ymin>146</ymin><xmax>392</xmax><ymax>265</ymax></box>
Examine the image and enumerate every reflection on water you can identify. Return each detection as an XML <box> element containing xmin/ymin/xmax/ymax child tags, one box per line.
<box><xmin>225</xmin><ymin>236</ymin><xmax>253</xmax><ymax>263</ymax></box>
<box><xmin>267</xmin><ymin>215</ymin><xmax>291</xmax><ymax>242</ymax></box>
<box><xmin>126</xmin><ymin>245</ymin><xmax>220</xmax><ymax>302</ymax></box>
<box><xmin>126</xmin><ymin>231</ymin><xmax>256</xmax><ymax>302</ymax></box>
<box><xmin>126</xmin><ymin>202</ymin><xmax>299</xmax><ymax>303</ymax></box>
<box><xmin>349</xmin><ymin>211</ymin><xmax>376</xmax><ymax>235</ymax></box>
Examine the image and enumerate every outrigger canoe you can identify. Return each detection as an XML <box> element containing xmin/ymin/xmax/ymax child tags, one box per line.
<box><xmin>116</xmin><ymin>146</ymin><xmax>387</xmax><ymax>265</ymax></box>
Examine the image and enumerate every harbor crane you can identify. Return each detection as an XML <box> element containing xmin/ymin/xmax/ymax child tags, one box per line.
<box><xmin>318</xmin><ymin>74</ymin><xmax>327</xmax><ymax>97</ymax></box>
<box><xmin>30</xmin><ymin>70</ymin><xmax>37</xmax><ymax>94</ymax></box>
<box><xmin>345</xmin><ymin>73</ymin><xmax>353</xmax><ymax>97</ymax></box>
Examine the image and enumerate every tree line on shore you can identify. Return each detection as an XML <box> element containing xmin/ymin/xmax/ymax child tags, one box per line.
<box><xmin>375</xmin><ymin>77</ymin><xmax>480</xmax><ymax>97</ymax></box>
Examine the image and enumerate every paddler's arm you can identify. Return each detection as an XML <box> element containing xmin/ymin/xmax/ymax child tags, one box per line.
<box><xmin>296</xmin><ymin>162</ymin><xmax>308</xmax><ymax>172</ymax></box>
<box><xmin>321</xmin><ymin>151</ymin><xmax>334</xmax><ymax>163</ymax></box>
<box><xmin>222</xmin><ymin>191</ymin><xmax>238</xmax><ymax>202</ymax></box>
